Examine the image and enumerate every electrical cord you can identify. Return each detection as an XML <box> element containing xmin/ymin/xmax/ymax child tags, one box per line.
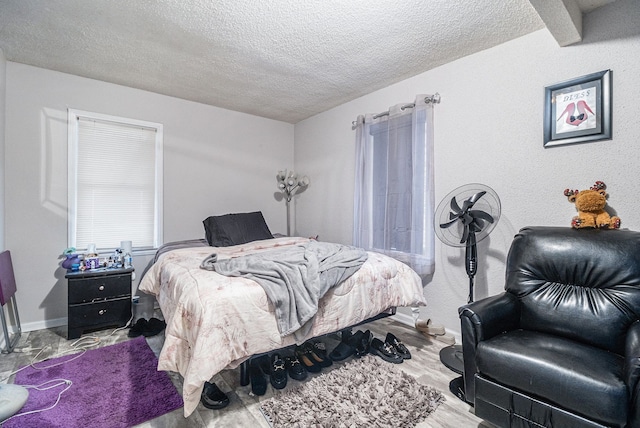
<box><xmin>0</xmin><ymin>289</ymin><xmax>146</xmax><ymax>426</ymax></box>
<box><xmin>0</xmin><ymin>313</ymin><xmax>136</xmax><ymax>425</ymax></box>
<box><xmin>1</xmin><ymin>379</ymin><xmax>73</xmax><ymax>425</ymax></box>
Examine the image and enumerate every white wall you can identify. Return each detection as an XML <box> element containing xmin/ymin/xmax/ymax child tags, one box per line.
<box><xmin>5</xmin><ymin>64</ymin><xmax>294</xmax><ymax>329</ymax></box>
<box><xmin>294</xmin><ymin>0</ymin><xmax>640</xmax><ymax>335</ymax></box>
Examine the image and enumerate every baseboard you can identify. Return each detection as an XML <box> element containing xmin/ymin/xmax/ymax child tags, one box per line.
<box><xmin>22</xmin><ymin>316</ymin><xmax>68</xmax><ymax>332</ymax></box>
<box><xmin>0</xmin><ymin>317</ymin><xmax>67</xmax><ymax>350</ymax></box>
<box><xmin>391</xmin><ymin>311</ymin><xmax>414</xmax><ymax>327</ymax></box>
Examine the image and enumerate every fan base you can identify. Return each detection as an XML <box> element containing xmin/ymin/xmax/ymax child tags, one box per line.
<box><xmin>439</xmin><ymin>344</ymin><xmax>464</xmax><ymax>374</ymax></box>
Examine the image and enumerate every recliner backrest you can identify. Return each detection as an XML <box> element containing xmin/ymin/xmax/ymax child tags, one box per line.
<box><xmin>505</xmin><ymin>226</ymin><xmax>640</xmax><ymax>354</ymax></box>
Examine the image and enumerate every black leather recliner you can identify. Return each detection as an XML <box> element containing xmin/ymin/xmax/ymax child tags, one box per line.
<box><xmin>460</xmin><ymin>226</ymin><xmax>640</xmax><ymax>428</ymax></box>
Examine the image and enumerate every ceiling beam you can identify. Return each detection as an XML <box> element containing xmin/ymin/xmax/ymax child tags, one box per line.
<box><xmin>529</xmin><ymin>0</ymin><xmax>582</xmax><ymax>46</ymax></box>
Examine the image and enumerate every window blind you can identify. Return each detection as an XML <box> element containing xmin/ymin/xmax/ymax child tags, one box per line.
<box><xmin>68</xmin><ymin>110</ymin><xmax>163</xmax><ymax>252</ymax></box>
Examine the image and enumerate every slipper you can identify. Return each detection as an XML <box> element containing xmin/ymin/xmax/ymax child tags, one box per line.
<box><xmin>143</xmin><ymin>317</ymin><xmax>166</xmax><ymax>337</ymax></box>
<box><xmin>415</xmin><ymin>318</ymin><xmax>446</xmax><ymax>336</ymax></box>
<box><xmin>421</xmin><ymin>331</ymin><xmax>456</xmax><ymax>345</ymax></box>
<box><xmin>330</xmin><ymin>332</ymin><xmax>357</xmax><ymax>361</ymax></box>
<box><xmin>128</xmin><ymin>318</ymin><xmax>147</xmax><ymax>338</ymax></box>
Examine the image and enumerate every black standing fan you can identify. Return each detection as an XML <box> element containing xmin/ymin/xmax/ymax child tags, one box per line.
<box><xmin>435</xmin><ymin>183</ymin><xmax>501</xmax><ymax>303</ymax></box>
<box><xmin>434</xmin><ymin>183</ymin><xmax>501</xmax><ymax>399</ymax></box>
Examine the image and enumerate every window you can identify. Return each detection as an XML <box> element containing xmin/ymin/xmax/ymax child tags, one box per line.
<box><xmin>353</xmin><ymin>96</ymin><xmax>435</xmax><ymax>275</ymax></box>
<box><xmin>67</xmin><ymin>109</ymin><xmax>163</xmax><ymax>254</ymax></box>
<box><xmin>370</xmin><ymin>114</ymin><xmax>413</xmax><ymax>253</ymax></box>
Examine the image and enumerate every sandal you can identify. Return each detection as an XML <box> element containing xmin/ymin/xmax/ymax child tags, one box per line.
<box><xmin>415</xmin><ymin>318</ymin><xmax>446</xmax><ymax>336</ymax></box>
<box><xmin>330</xmin><ymin>330</ymin><xmax>357</xmax><ymax>361</ymax></box>
<box><xmin>427</xmin><ymin>332</ymin><xmax>456</xmax><ymax>345</ymax></box>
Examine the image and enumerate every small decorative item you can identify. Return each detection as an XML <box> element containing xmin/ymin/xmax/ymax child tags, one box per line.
<box><xmin>85</xmin><ymin>257</ymin><xmax>100</xmax><ymax>270</ymax></box>
<box><xmin>276</xmin><ymin>169</ymin><xmax>310</xmax><ymax>236</ymax></box>
<box><xmin>84</xmin><ymin>243</ymin><xmax>99</xmax><ymax>270</ymax></box>
<box><xmin>114</xmin><ymin>248</ymin><xmax>124</xmax><ymax>268</ymax></box>
<box><xmin>543</xmin><ymin>70</ymin><xmax>612</xmax><ymax>147</ymax></box>
<box><xmin>61</xmin><ymin>247</ymin><xmax>81</xmax><ymax>270</ymax></box>
<box><xmin>564</xmin><ymin>181</ymin><xmax>620</xmax><ymax>229</ymax></box>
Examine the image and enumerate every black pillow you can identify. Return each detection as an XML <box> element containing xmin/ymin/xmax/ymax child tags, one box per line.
<box><xmin>203</xmin><ymin>211</ymin><xmax>274</xmax><ymax>247</ymax></box>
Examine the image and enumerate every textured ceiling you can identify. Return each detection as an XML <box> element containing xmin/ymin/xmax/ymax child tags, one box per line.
<box><xmin>0</xmin><ymin>0</ymin><xmax>616</xmax><ymax>123</ymax></box>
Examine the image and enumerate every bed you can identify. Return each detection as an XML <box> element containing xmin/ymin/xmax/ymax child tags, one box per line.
<box><xmin>139</xmin><ymin>212</ymin><xmax>426</xmax><ymax>416</ymax></box>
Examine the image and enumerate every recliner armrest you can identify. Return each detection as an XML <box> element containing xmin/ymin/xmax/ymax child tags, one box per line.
<box><xmin>459</xmin><ymin>292</ymin><xmax>519</xmax><ymax>405</ymax></box>
<box><xmin>459</xmin><ymin>292</ymin><xmax>519</xmax><ymax>342</ymax></box>
<box><xmin>626</xmin><ymin>320</ymin><xmax>640</xmax><ymax>428</ymax></box>
<box><xmin>626</xmin><ymin>321</ymin><xmax>640</xmax><ymax>390</ymax></box>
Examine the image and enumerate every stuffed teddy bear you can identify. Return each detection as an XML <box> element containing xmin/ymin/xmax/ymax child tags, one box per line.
<box><xmin>564</xmin><ymin>181</ymin><xmax>620</xmax><ymax>229</ymax></box>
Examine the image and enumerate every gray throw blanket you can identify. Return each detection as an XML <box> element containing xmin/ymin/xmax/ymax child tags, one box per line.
<box><xmin>209</xmin><ymin>241</ymin><xmax>368</xmax><ymax>340</ymax></box>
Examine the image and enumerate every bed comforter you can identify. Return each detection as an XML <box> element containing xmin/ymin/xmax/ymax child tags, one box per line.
<box><xmin>139</xmin><ymin>236</ymin><xmax>426</xmax><ymax>416</ymax></box>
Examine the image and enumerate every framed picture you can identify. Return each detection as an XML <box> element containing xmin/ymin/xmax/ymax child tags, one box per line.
<box><xmin>543</xmin><ymin>69</ymin><xmax>612</xmax><ymax>148</ymax></box>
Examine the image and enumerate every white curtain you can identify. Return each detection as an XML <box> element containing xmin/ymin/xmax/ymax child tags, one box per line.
<box><xmin>353</xmin><ymin>94</ymin><xmax>435</xmax><ymax>276</ymax></box>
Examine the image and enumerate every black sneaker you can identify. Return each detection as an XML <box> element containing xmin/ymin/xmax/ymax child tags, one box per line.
<box><xmin>285</xmin><ymin>355</ymin><xmax>308</xmax><ymax>381</ymax></box>
<box><xmin>269</xmin><ymin>353</ymin><xmax>288</xmax><ymax>390</ymax></box>
<box><xmin>201</xmin><ymin>381</ymin><xmax>230</xmax><ymax>410</ymax></box>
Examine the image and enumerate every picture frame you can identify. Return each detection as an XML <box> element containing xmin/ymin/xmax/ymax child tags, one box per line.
<box><xmin>543</xmin><ymin>69</ymin><xmax>612</xmax><ymax>148</ymax></box>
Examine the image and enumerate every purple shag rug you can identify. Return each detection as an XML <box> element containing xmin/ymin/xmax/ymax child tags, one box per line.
<box><xmin>5</xmin><ymin>336</ymin><xmax>183</xmax><ymax>427</ymax></box>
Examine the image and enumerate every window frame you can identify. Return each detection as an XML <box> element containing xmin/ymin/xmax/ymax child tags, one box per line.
<box><xmin>67</xmin><ymin>109</ymin><xmax>163</xmax><ymax>255</ymax></box>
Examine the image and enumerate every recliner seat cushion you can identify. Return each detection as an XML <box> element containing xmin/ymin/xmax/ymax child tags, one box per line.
<box><xmin>476</xmin><ymin>329</ymin><xmax>627</xmax><ymax>427</ymax></box>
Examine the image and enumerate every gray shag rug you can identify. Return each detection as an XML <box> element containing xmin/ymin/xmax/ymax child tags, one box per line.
<box><xmin>260</xmin><ymin>355</ymin><xmax>445</xmax><ymax>427</ymax></box>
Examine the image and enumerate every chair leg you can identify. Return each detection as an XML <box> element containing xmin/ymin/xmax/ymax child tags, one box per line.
<box><xmin>1</xmin><ymin>295</ymin><xmax>22</xmax><ymax>354</ymax></box>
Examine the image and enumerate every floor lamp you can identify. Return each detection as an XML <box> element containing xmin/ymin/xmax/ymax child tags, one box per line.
<box><xmin>276</xmin><ymin>170</ymin><xmax>309</xmax><ymax>236</ymax></box>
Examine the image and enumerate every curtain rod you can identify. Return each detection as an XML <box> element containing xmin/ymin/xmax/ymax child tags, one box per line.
<box><xmin>352</xmin><ymin>93</ymin><xmax>441</xmax><ymax>128</ymax></box>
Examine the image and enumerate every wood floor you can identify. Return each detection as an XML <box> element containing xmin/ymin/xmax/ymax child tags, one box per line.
<box><xmin>0</xmin><ymin>316</ymin><xmax>489</xmax><ymax>427</ymax></box>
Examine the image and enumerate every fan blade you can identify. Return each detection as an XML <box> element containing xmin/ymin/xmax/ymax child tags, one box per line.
<box><xmin>470</xmin><ymin>209</ymin><xmax>495</xmax><ymax>224</ymax></box>
<box><xmin>460</xmin><ymin>225</ymin><xmax>470</xmax><ymax>244</ymax></box>
<box><xmin>469</xmin><ymin>218</ymin><xmax>485</xmax><ymax>233</ymax></box>
<box><xmin>468</xmin><ymin>191</ymin><xmax>487</xmax><ymax>205</ymax></box>
<box><xmin>449</xmin><ymin>196</ymin><xmax>462</xmax><ymax>214</ymax></box>
<box><xmin>460</xmin><ymin>190</ymin><xmax>487</xmax><ymax>213</ymax></box>
<box><xmin>439</xmin><ymin>218</ymin><xmax>460</xmax><ymax>229</ymax></box>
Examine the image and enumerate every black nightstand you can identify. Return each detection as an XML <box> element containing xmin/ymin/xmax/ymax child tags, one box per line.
<box><xmin>65</xmin><ymin>267</ymin><xmax>134</xmax><ymax>339</ymax></box>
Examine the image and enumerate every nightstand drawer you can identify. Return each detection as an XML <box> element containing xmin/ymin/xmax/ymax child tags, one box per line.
<box><xmin>68</xmin><ymin>274</ymin><xmax>131</xmax><ymax>304</ymax></box>
<box><xmin>66</xmin><ymin>267</ymin><xmax>133</xmax><ymax>339</ymax></box>
<box><xmin>68</xmin><ymin>297</ymin><xmax>131</xmax><ymax>331</ymax></box>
